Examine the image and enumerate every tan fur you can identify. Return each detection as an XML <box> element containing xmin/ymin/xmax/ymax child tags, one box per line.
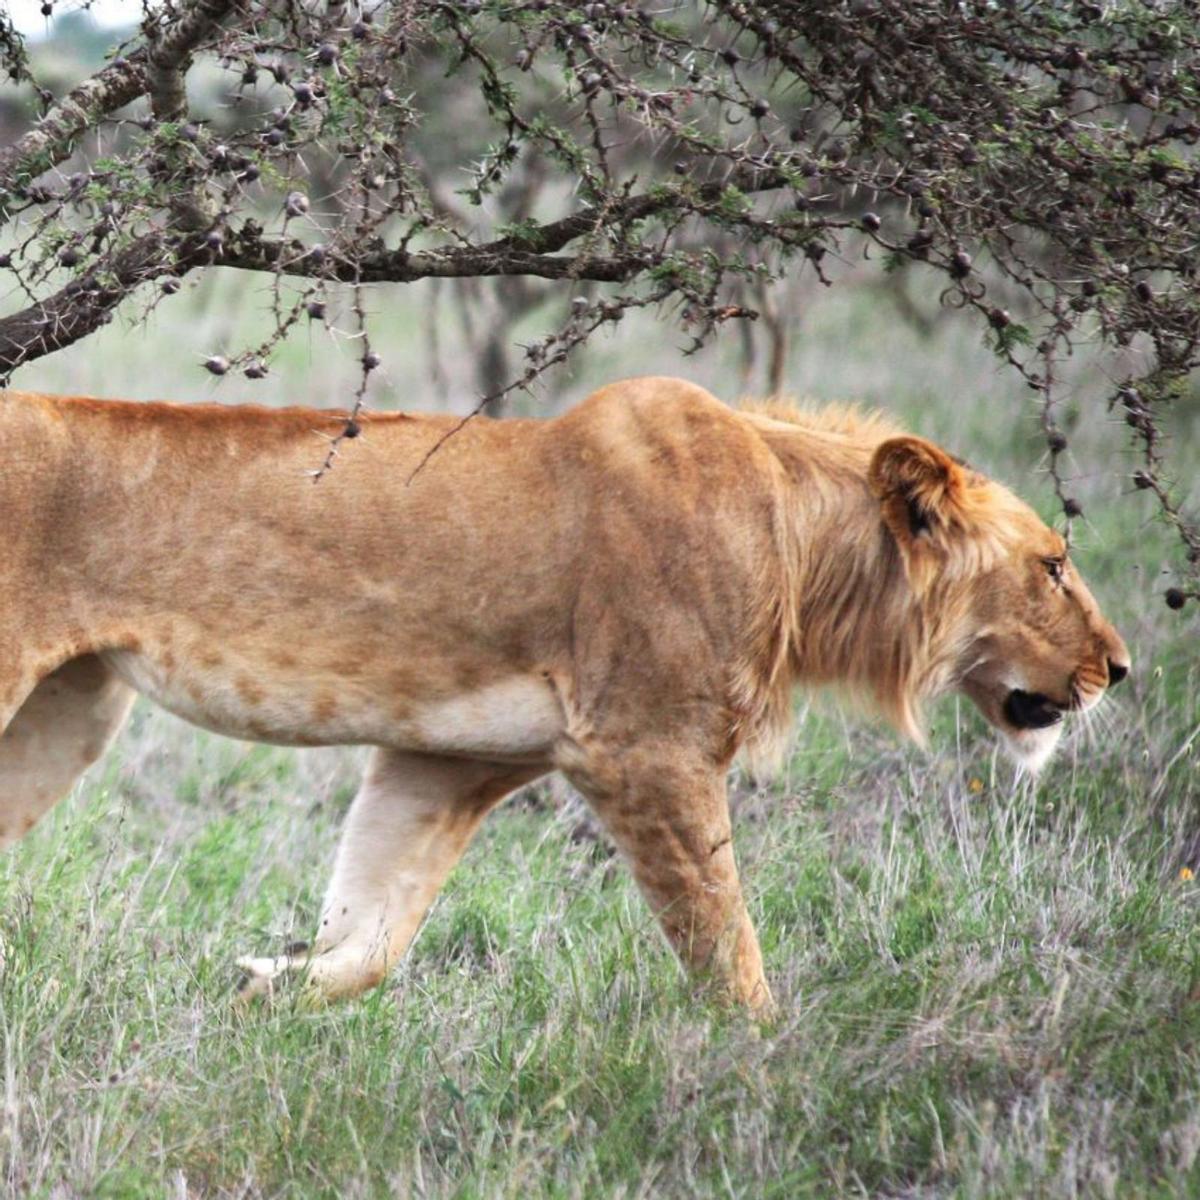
<box><xmin>0</xmin><ymin>377</ymin><xmax>1128</xmax><ymax>1011</ymax></box>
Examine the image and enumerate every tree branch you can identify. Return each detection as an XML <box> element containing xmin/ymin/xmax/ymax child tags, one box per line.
<box><xmin>223</xmin><ymin>237</ymin><xmax>657</xmax><ymax>284</ymax></box>
<box><xmin>0</xmin><ymin>156</ymin><xmax>797</xmax><ymax>377</ymax></box>
<box><xmin>0</xmin><ymin>56</ymin><xmax>147</xmax><ymax>200</ymax></box>
<box><xmin>0</xmin><ymin>227</ymin><xmax>657</xmax><ymax>380</ymax></box>
<box><xmin>147</xmin><ymin>0</ymin><xmax>240</xmax><ymax>121</ymax></box>
<box><xmin>0</xmin><ymin>0</ymin><xmax>241</xmax><ymax>203</ymax></box>
<box><xmin>0</xmin><ymin>232</ymin><xmax>172</xmax><ymax>377</ymax></box>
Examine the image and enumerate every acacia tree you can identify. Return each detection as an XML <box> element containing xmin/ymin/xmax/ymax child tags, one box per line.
<box><xmin>1</xmin><ymin>0</ymin><xmax>1198</xmax><ymax>599</ymax></box>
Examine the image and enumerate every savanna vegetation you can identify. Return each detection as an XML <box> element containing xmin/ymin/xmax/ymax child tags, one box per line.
<box><xmin>1</xmin><ymin>3</ymin><xmax>1199</xmax><ymax>1197</ymax></box>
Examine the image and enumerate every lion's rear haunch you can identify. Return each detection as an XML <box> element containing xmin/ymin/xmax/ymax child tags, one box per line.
<box><xmin>0</xmin><ymin>376</ymin><xmax>1128</xmax><ymax>1009</ymax></box>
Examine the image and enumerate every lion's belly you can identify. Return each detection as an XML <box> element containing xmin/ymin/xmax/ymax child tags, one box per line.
<box><xmin>100</xmin><ymin>649</ymin><xmax>565</xmax><ymax>760</ymax></box>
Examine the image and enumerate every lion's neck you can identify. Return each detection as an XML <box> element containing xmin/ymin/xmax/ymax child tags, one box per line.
<box><xmin>760</xmin><ymin>422</ymin><xmax>966</xmax><ymax>744</ymax></box>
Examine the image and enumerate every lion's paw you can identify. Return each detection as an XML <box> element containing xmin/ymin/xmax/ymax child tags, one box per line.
<box><xmin>233</xmin><ymin>941</ymin><xmax>313</xmax><ymax>1007</ymax></box>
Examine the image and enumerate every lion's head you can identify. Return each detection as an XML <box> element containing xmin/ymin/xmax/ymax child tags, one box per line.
<box><xmin>868</xmin><ymin>435</ymin><xmax>1130</xmax><ymax>772</ymax></box>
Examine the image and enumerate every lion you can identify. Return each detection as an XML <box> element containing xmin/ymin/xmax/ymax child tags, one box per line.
<box><xmin>0</xmin><ymin>375</ymin><xmax>1128</xmax><ymax>1011</ymax></box>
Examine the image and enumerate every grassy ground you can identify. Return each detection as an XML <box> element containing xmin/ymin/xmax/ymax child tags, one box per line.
<box><xmin>2</xmin><ymin>257</ymin><xmax>1200</xmax><ymax>1197</ymax></box>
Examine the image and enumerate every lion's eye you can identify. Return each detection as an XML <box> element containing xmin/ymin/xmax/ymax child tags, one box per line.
<box><xmin>1042</xmin><ymin>556</ymin><xmax>1065</xmax><ymax>584</ymax></box>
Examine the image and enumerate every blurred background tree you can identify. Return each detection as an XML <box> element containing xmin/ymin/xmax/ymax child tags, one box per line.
<box><xmin>1</xmin><ymin>0</ymin><xmax>1198</xmax><ymax>599</ymax></box>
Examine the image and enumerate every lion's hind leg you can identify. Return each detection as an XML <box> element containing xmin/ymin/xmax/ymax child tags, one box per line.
<box><xmin>0</xmin><ymin>655</ymin><xmax>135</xmax><ymax>848</ymax></box>
<box><xmin>236</xmin><ymin>748</ymin><xmax>545</xmax><ymax>1004</ymax></box>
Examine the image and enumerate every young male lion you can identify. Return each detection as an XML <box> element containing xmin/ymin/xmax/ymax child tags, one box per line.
<box><xmin>0</xmin><ymin>376</ymin><xmax>1128</xmax><ymax>1011</ymax></box>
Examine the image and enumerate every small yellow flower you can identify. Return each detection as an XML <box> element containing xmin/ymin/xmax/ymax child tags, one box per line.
<box><xmin>968</xmin><ymin>777</ymin><xmax>984</xmax><ymax>794</ymax></box>
<box><xmin>1181</xmin><ymin>867</ymin><xmax>1194</xmax><ymax>882</ymax></box>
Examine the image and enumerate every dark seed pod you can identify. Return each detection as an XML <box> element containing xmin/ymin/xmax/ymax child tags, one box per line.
<box><xmin>161</xmin><ymin>277</ymin><xmax>181</xmax><ymax>294</ymax></box>
<box><xmin>343</xmin><ymin>419</ymin><xmax>361</xmax><ymax>438</ymax></box>
<box><xmin>244</xmin><ymin>361</ymin><xmax>267</xmax><ymax>380</ymax></box>
<box><xmin>988</xmin><ymin>307</ymin><xmax>1011</xmax><ymax>329</ymax></box>
<box><xmin>306</xmin><ymin>299</ymin><xmax>327</xmax><ymax>320</ymax></box>
<box><xmin>240</xmin><ymin>164</ymin><xmax>260</xmax><ymax>182</ymax></box>
<box><xmin>1081</xmin><ymin>279</ymin><xmax>1098</xmax><ymax>297</ymax></box>
<box><xmin>264</xmin><ymin>128</ymin><xmax>284</xmax><ymax>147</ymax></box>
<box><xmin>351</xmin><ymin>20</ymin><xmax>369</xmax><ymax>39</ymax></box>
<box><xmin>1166</xmin><ymin>588</ymin><xmax>1187</xmax><ymax>610</ymax></box>
<box><xmin>204</xmin><ymin>356</ymin><xmax>228</xmax><ymax>376</ymax></box>
<box><xmin>906</xmin><ymin>230</ymin><xmax>933</xmax><ymax>256</ymax></box>
<box><xmin>205</xmin><ymin>229</ymin><xmax>224</xmax><ymax>252</ymax></box>
<box><xmin>721</xmin><ymin>48</ymin><xmax>740</xmax><ymax>66</ymax></box>
<box><xmin>317</xmin><ymin>43</ymin><xmax>337</xmax><ymax>66</ymax></box>
<box><xmin>59</xmin><ymin>246</ymin><xmax>80</xmax><ymax>267</ymax></box>
<box><xmin>285</xmin><ymin>190</ymin><xmax>310</xmax><ymax>218</ymax></box>
<box><xmin>1047</xmin><ymin>430</ymin><xmax>1067</xmax><ymax>453</ymax></box>
<box><xmin>242</xmin><ymin>66</ymin><xmax>257</xmax><ymax>85</ymax></box>
<box><xmin>362</xmin><ymin>351</ymin><xmax>381</xmax><ymax>370</ymax></box>
<box><xmin>1134</xmin><ymin>279</ymin><xmax>1154</xmax><ymax>303</ymax></box>
<box><xmin>861</xmin><ymin>211</ymin><xmax>881</xmax><ymax>232</ymax></box>
<box><xmin>950</xmin><ymin>250</ymin><xmax>972</xmax><ymax>279</ymax></box>
<box><xmin>1132</xmin><ymin>470</ymin><xmax>1153</xmax><ymax>489</ymax></box>
<box><xmin>749</xmin><ymin>100</ymin><xmax>769</xmax><ymax>119</ymax></box>
<box><xmin>292</xmin><ymin>82</ymin><xmax>313</xmax><ymax>107</ymax></box>
<box><xmin>1062</xmin><ymin>497</ymin><xmax>1083</xmax><ymax>519</ymax></box>
<box><xmin>0</xmin><ymin>252</ymin><xmax>11</xmax><ymax>268</ymax></box>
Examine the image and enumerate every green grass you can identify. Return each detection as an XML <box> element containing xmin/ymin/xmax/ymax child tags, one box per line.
<box><xmin>4</xmin><ymin>676</ymin><xmax>1200</xmax><ymax>1198</ymax></box>
<box><xmin>3</xmin><ymin>252</ymin><xmax>1200</xmax><ymax>1196</ymax></box>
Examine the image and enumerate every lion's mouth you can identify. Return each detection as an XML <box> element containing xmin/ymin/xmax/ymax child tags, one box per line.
<box><xmin>1003</xmin><ymin>689</ymin><xmax>1066</xmax><ymax>731</ymax></box>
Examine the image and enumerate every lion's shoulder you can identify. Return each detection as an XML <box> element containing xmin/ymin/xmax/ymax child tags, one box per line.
<box><xmin>566</xmin><ymin>375</ymin><xmax>728</xmax><ymax>423</ymax></box>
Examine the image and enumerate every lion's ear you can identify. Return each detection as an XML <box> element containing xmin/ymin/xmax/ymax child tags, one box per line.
<box><xmin>868</xmin><ymin>436</ymin><xmax>966</xmax><ymax>553</ymax></box>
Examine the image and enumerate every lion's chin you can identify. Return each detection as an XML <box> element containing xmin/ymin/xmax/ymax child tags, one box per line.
<box><xmin>1001</xmin><ymin>723</ymin><xmax>1064</xmax><ymax>774</ymax></box>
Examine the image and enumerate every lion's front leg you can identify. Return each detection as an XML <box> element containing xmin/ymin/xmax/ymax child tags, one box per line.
<box><xmin>561</xmin><ymin>739</ymin><xmax>773</xmax><ymax>1014</ymax></box>
<box><xmin>237</xmin><ymin>748</ymin><xmax>544</xmax><ymax>1003</ymax></box>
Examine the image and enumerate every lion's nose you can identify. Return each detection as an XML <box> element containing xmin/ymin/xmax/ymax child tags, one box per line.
<box><xmin>1107</xmin><ymin>659</ymin><xmax>1129</xmax><ymax>686</ymax></box>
